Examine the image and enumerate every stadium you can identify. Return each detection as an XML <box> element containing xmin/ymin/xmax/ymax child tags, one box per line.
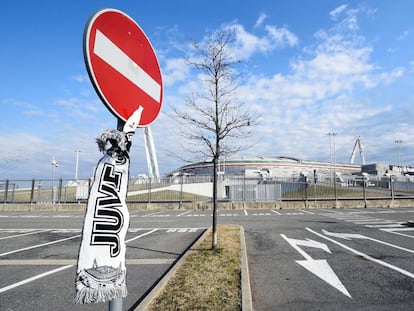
<box><xmin>167</xmin><ymin>156</ymin><xmax>361</xmax><ymax>181</ymax></box>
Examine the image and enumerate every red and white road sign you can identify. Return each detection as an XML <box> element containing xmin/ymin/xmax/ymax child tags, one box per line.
<box><xmin>84</xmin><ymin>8</ymin><xmax>163</xmax><ymax>126</ymax></box>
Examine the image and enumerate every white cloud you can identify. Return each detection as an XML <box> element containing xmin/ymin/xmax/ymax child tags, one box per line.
<box><xmin>329</xmin><ymin>4</ymin><xmax>348</xmax><ymax>20</ymax></box>
<box><xmin>55</xmin><ymin>97</ymin><xmax>104</xmax><ymax>121</ymax></box>
<box><xmin>223</xmin><ymin>22</ymin><xmax>298</xmax><ymax>61</ymax></box>
<box><xmin>4</xmin><ymin>3</ymin><xmax>413</xmax><ymax>180</ymax></box>
<box><xmin>379</xmin><ymin>67</ymin><xmax>404</xmax><ymax>84</ymax></box>
<box><xmin>71</xmin><ymin>74</ymin><xmax>89</xmax><ymax>83</ymax></box>
<box><xmin>228</xmin><ymin>6</ymin><xmax>408</xmax><ymax>164</ymax></box>
<box><xmin>4</xmin><ymin>98</ymin><xmax>46</xmax><ymax>117</ymax></box>
<box><xmin>397</xmin><ymin>30</ymin><xmax>410</xmax><ymax>41</ymax></box>
<box><xmin>230</xmin><ymin>23</ymin><xmax>272</xmax><ymax>59</ymax></box>
<box><xmin>174</xmin><ymin>6</ymin><xmax>405</xmax><ymax>164</ymax></box>
<box><xmin>254</xmin><ymin>13</ymin><xmax>268</xmax><ymax>28</ymax></box>
<box><xmin>265</xmin><ymin>25</ymin><xmax>298</xmax><ymax>47</ymax></box>
<box><xmin>162</xmin><ymin>57</ymin><xmax>189</xmax><ymax>86</ymax></box>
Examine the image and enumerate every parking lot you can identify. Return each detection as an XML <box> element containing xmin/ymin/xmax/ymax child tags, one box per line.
<box><xmin>0</xmin><ymin>211</ymin><xmax>207</xmax><ymax>310</ymax></box>
<box><xmin>1</xmin><ymin>208</ymin><xmax>414</xmax><ymax>310</ymax></box>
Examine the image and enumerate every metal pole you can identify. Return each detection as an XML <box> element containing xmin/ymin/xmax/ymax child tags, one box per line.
<box><xmin>395</xmin><ymin>140</ymin><xmax>403</xmax><ymax>172</ymax></box>
<box><xmin>75</xmin><ymin>150</ymin><xmax>81</xmax><ymax>180</ymax></box>
<box><xmin>30</xmin><ymin>179</ymin><xmax>35</xmax><ymax>204</ymax></box>
<box><xmin>11</xmin><ymin>182</ymin><xmax>15</xmax><ymax>203</ymax></box>
<box><xmin>333</xmin><ymin>133</ymin><xmax>338</xmax><ymax>202</ymax></box>
<box><xmin>58</xmin><ymin>179</ymin><xmax>63</xmax><ymax>204</ymax></box>
<box><xmin>108</xmin><ymin>297</ymin><xmax>123</xmax><ymax>311</ymax></box>
<box><xmin>4</xmin><ymin>179</ymin><xmax>9</xmax><ymax>203</ymax></box>
<box><xmin>327</xmin><ymin>132</ymin><xmax>337</xmax><ymax>202</ymax></box>
<box><xmin>51</xmin><ymin>157</ymin><xmax>58</xmax><ymax>204</ymax></box>
<box><xmin>179</xmin><ymin>177</ymin><xmax>183</xmax><ymax>209</ymax></box>
<box><xmin>362</xmin><ymin>176</ymin><xmax>367</xmax><ymax>208</ymax></box>
<box><xmin>304</xmin><ymin>177</ymin><xmax>308</xmax><ymax>208</ymax></box>
<box><xmin>148</xmin><ymin>177</ymin><xmax>152</xmax><ymax>204</ymax></box>
<box><xmin>313</xmin><ymin>169</ymin><xmax>317</xmax><ymax>204</ymax></box>
<box><xmin>108</xmin><ymin>118</ymin><xmax>126</xmax><ymax>310</ymax></box>
<box><xmin>37</xmin><ymin>181</ymin><xmax>41</xmax><ymax>202</ymax></box>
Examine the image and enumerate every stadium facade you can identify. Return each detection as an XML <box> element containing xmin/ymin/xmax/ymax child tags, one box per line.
<box><xmin>168</xmin><ymin>156</ymin><xmax>361</xmax><ymax>180</ymax></box>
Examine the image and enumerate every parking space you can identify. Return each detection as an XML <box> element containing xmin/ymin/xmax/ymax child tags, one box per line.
<box><xmin>0</xmin><ymin>223</ymin><xmax>206</xmax><ymax>310</ymax></box>
<box><xmin>2</xmin><ymin>208</ymin><xmax>412</xmax><ymax>309</ymax></box>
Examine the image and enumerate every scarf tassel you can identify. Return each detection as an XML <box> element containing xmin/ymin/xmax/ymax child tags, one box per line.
<box><xmin>74</xmin><ymin>282</ymin><xmax>127</xmax><ymax>304</ymax></box>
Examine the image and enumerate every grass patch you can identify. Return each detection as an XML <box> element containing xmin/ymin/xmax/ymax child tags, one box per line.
<box><xmin>148</xmin><ymin>225</ymin><xmax>241</xmax><ymax>311</ymax></box>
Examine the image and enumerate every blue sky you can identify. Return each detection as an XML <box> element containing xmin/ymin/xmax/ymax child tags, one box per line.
<box><xmin>1</xmin><ymin>0</ymin><xmax>414</xmax><ymax>180</ymax></box>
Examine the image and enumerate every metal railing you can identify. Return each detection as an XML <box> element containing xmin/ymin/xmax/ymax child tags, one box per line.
<box><xmin>1</xmin><ymin>175</ymin><xmax>413</xmax><ymax>205</ymax></box>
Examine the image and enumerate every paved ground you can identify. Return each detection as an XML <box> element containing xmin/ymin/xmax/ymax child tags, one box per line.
<box><xmin>241</xmin><ymin>208</ymin><xmax>414</xmax><ymax>310</ymax></box>
<box><xmin>0</xmin><ymin>207</ymin><xmax>413</xmax><ymax>310</ymax></box>
<box><xmin>0</xmin><ymin>210</ymin><xmax>208</xmax><ymax>310</ymax></box>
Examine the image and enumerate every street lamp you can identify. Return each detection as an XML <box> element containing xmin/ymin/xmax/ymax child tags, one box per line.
<box><xmin>327</xmin><ymin>132</ymin><xmax>337</xmax><ymax>171</ymax></box>
<box><xmin>75</xmin><ymin>150</ymin><xmax>81</xmax><ymax>180</ymax></box>
<box><xmin>51</xmin><ymin>156</ymin><xmax>58</xmax><ymax>204</ymax></box>
<box><xmin>327</xmin><ymin>132</ymin><xmax>337</xmax><ymax>202</ymax></box>
<box><xmin>394</xmin><ymin>140</ymin><xmax>403</xmax><ymax>173</ymax></box>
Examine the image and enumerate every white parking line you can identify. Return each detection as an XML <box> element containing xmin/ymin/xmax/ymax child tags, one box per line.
<box><xmin>0</xmin><ymin>265</ymin><xmax>73</xmax><ymax>294</ymax></box>
<box><xmin>307</xmin><ymin>228</ymin><xmax>414</xmax><ymax>279</ymax></box>
<box><xmin>365</xmin><ymin>223</ymin><xmax>405</xmax><ymax>228</ymax></box>
<box><xmin>353</xmin><ymin>219</ymin><xmax>396</xmax><ymax>224</ymax></box>
<box><xmin>271</xmin><ymin>209</ymin><xmax>282</xmax><ymax>215</ymax></box>
<box><xmin>177</xmin><ymin>210</ymin><xmax>192</xmax><ymax>217</ymax></box>
<box><xmin>125</xmin><ymin>228</ymin><xmax>158</xmax><ymax>243</ymax></box>
<box><xmin>0</xmin><ymin>235</ymin><xmax>81</xmax><ymax>257</ymax></box>
<box><xmin>0</xmin><ymin>229</ymin><xmax>50</xmax><ymax>241</ymax></box>
<box><xmin>381</xmin><ymin>227</ymin><xmax>414</xmax><ymax>239</ymax></box>
<box><xmin>301</xmin><ymin>210</ymin><xmax>315</xmax><ymax>215</ymax></box>
<box><xmin>0</xmin><ymin>228</ymin><xmax>161</xmax><ymax>294</ymax></box>
<box><xmin>141</xmin><ymin>211</ymin><xmax>163</xmax><ymax>217</ymax></box>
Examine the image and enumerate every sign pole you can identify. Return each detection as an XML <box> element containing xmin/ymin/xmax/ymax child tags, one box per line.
<box><xmin>107</xmin><ymin>117</ymin><xmax>126</xmax><ymax>311</ymax></box>
<box><xmin>77</xmin><ymin>8</ymin><xmax>163</xmax><ymax>307</ymax></box>
<box><xmin>108</xmin><ymin>297</ymin><xmax>123</xmax><ymax>311</ymax></box>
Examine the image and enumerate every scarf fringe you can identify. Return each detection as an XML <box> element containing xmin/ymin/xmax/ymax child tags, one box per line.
<box><xmin>74</xmin><ymin>283</ymin><xmax>127</xmax><ymax>304</ymax></box>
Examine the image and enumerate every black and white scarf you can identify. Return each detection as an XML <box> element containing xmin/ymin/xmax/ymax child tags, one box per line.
<box><xmin>75</xmin><ymin>108</ymin><xmax>142</xmax><ymax>304</ymax></box>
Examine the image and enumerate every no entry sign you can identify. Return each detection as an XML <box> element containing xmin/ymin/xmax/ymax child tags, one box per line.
<box><xmin>84</xmin><ymin>9</ymin><xmax>163</xmax><ymax>126</ymax></box>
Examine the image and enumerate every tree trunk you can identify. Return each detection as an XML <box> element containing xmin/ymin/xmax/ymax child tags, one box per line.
<box><xmin>212</xmin><ymin>155</ymin><xmax>218</xmax><ymax>250</ymax></box>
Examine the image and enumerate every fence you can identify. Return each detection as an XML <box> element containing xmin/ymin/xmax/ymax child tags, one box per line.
<box><xmin>1</xmin><ymin>174</ymin><xmax>414</xmax><ymax>205</ymax></box>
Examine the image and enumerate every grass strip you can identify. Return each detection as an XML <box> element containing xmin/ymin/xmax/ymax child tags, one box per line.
<box><xmin>148</xmin><ymin>225</ymin><xmax>241</xmax><ymax>311</ymax></box>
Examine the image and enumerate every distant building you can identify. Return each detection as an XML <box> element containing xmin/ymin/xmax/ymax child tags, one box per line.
<box><xmin>361</xmin><ymin>163</ymin><xmax>391</xmax><ymax>176</ymax></box>
<box><xmin>362</xmin><ymin>163</ymin><xmax>414</xmax><ymax>177</ymax></box>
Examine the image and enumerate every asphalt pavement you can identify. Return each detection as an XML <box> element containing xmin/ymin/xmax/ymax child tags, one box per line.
<box><xmin>0</xmin><ymin>207</ymin><xmax>413</xmax><ymax>310</ymax></box>
<box><xmin>241</xmin><ymin>208</ymin><xmax>414</xmax><ymax>310</ymax></box>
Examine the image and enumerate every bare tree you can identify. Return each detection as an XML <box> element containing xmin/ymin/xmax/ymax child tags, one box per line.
<box><xmin>172</xmin><ymin>28</ymin><xmax>256</xmax><ymax>249</ymax></box>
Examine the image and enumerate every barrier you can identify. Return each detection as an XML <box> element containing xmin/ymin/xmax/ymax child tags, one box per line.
<box><xmin>1</xmin><ymin>175</ymin><xmax>413</xmax><ymax>207</ymax></box>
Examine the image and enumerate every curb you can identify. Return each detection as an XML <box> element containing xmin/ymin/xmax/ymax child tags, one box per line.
<box><xmin>133</xmin><ymin>227</ymin><xmax>211</xmax><ymax>310</ymax></box>
<box><xmin>134</xmin><ymin>225</ymin><xmax>253</xmax><ymax>310</ymax></box>
<box><xmin>240</xmin><ymin>226</ymin><xmax>253</xmax><ymax>311</ymax></box>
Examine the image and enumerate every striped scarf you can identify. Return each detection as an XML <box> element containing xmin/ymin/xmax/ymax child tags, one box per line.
<box><xmin>75</xmin><ymin>108</ymin><xmax>142</xmax><ymax>304</ymax></box>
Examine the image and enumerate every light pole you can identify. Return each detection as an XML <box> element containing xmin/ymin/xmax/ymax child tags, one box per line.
<box><xmin>327</xmin><ymin>132</ymin><xmax>337</xmax><ymax>202</ymax></box>
<box><xmin>51</xmin><ymin>156</ymin><xmax>58</xmax><ymax>204</ymax></box>
<box><xmin>394</xmin><ymin>140</ymin><xmax>403</xmax><ymax>174</ymax></box>
<box><xmin>75</xmin><ymin>150</ymin><xmax>81</xmax><ymax>180</ymax></box>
